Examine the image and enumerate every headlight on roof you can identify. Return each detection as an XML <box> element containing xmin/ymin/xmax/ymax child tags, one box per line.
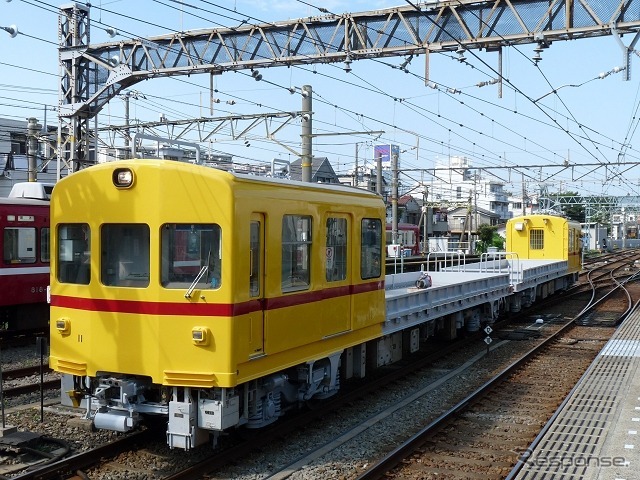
<box><xmin>113</xmin><ymin>168</ymin><xmax>134</xmax><ymax>188</ymax></box>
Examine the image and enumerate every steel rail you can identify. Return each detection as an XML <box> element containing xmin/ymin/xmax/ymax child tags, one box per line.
<box><xmin>354</xmin><ymin>258</ymin><xmax>626</xmax><ymax>480</ymax></box>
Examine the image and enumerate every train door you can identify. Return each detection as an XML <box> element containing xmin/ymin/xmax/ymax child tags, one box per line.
<box><xmin>248</xmin><ymin>214</ymin><xmax>265</xmax><ymax>356</ymax></box>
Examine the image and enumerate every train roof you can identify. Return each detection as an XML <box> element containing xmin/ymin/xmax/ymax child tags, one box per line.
<box><xmin>63</xmin><ymin>159</ymin><xmax>383</xmax><ymax>200</ymax></box>
<box><xmin>8</xmin><ymin>182</ymin><xmax>54</xmax><ymax>200</ymax></box>
<box><xmin>508</xmin><ymin>213</ymin><xmax>571</xmax><ymax>221</ymax></box>
<box><xmin>507</xmin><ymin>213</ymin><xmax>581</xmax><ymax>227</ymax></box>
<box><xmin>0</xmin><ymin>196</ymin><xmax>49</xmax><ymax>206</ymax></box>
<box><xmin>219</xmin><ymin>164</ymin><xmax>382</xmax><ymax>198</ymax></box>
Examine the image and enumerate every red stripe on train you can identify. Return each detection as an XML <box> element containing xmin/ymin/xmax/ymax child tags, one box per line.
<box><xmin>50</xmin><ymin>280</ymin><xmax>384</xmax><ymax>317</ymax></box>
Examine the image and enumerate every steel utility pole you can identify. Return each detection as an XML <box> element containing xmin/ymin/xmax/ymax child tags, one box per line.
<box><xmin>392</xmin><ymin>150</ymin><xmax>399</xmax><ymax>246</ymax></box>
<box><xmin>27</xmin><ymin>117</ymin><xmax>40</xmax><ymax>182</ymax></box>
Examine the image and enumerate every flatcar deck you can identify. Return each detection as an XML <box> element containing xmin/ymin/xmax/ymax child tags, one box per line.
<box><xmin>514</xmin><ymin>309</ymin><xmax>640</xmax><ymax>479</ymax></box>
<box><xmin>384</xmin><ymin>270</ymin><xmax>511</xmax><ymax>335</ymax></box>
<box><xmin>445</xmin><ymin>257</ymin><xmax>571</xmax><ymax>293</ymax></box>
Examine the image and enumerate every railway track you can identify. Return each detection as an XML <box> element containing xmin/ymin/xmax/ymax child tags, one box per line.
<box><xmin>356</xmin><ymin>323</ymin><xmax>611</xmax><ymax>480</ymax></box>
<box><xmin>2</xmin><ymin>364</ymin><xmax>58</xmax><ymax>398</ymax></box>
<box><xmin>352</xmin><ymin>253</ymin><xmax>640</xmax><ymax>480</ymax></box>
<box><xmin>6</xmin><ymin>252</ymin><xmax>638</xmax><ymax>479</ymax></box>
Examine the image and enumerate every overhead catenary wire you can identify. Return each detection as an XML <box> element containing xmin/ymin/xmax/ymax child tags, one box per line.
<box><xmin>1</xmin><ymin>0</ymin><xmax>638</xmax><ymax>196</ymax></box>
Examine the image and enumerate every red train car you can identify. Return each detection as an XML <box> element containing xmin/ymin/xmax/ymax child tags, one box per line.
<box><xmin>385</xmin><ymin>223</ymin><xmax>421</xmax><ymax>256</ymax></box>
<box><xmin>0</xmin><ymin>196</ymin><xmax>50</xmax><ymax>331</ymax></box>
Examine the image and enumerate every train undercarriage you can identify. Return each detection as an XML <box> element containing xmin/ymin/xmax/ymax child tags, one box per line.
<box><xmin>67</xmin><ymin>269</ymin><xmax>578</xmax><ymax>450</ymax></box>
<box><xmin>69</xmin><ymin>301</ymin><xmax>500</xmax><ymax>450</ymax></box>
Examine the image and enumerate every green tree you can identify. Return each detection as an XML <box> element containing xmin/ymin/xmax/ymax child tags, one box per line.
<box><xmin>491</xmin><ymin>232</ymin><xmax>505</xmax><ymax>251</ymax></box>
<box><xmin>556</xmin><ymin>191</ymin><xmax>585</xmax><ymax>222</ymax></box>
<box><xmin>476</xmin><ymin>224</ymin><xmax>497</xmax><ymax>254</ymax></box>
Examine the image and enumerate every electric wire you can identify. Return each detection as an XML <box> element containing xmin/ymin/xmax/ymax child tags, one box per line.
<box><xmin>3</xmin><ymin>0</ymin><xmax>639</xmax><ymax>195</ymax></box>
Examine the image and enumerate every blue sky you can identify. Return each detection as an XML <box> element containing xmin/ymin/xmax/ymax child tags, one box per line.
<box><xmin>2</xmin><ymin>0</ymin><xmax>640</xmax><ymax>199</ymax></box>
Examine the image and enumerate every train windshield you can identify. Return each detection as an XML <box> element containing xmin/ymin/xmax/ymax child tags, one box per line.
<box><xmin>57</xmin><ymin>224</ymin><xmax>90</xmax><ymax>284</ymax></box>
<box><xmin>530</xmin><ymin>228</ymin><xmax>544</xmax><ymax>250</ymax></box>
<box><xmin>101</xmin><ymin>224</ymin><xmax>150</xmax><ymax>287</ymax></box>
<box><xmin>161</xmin><ymin>224</ymin><xmax>221</xmax><ymax>289</ymax></box>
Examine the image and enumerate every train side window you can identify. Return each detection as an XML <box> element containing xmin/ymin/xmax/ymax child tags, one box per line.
<box><xmin>530</xmin><ymin>228</ymin><xmax>544</xmax><ymax>250</ymax></box>
<box><xmin>326</xmin><ymin>217</ymin><xmax>347</xmax><ymax>282</ymax></box>
<box><xmin>101</xmin><ymin>224</ymin><xmax>150</xmax><ymax>287</ymax></box>
<box><xmin>250</xmin><ymin>221</ymin><xmax>260</xmax><ymax>297</ymax></box>
<box><xmin>3</xmin><ymin>227</ymin><xmax>36</xmax><ymax>264</ymax></box>
<box><xmin>569</xmin><ymin>229</ymin><xmax>575</xmax><ymax>253</ymax></box>
<box><xmin>361</xmin><ymin>218</ymin><xmax>382</xmax><ymax>279</ymax></box>
<box><xmin>41</xmin><ymin>228</ymin><xmax>50</xmax><ymax>263</ymax></box>
<box><xmin>161</xmin><ymin>224</ymin><xmax>221</xmax><ymax>289</ymax></box>
<box><xmin>57</xmin><ymin>224</ymin><xmax>90</xmax><ymax>284</ymax></box>
<box><xmin>282</xmin><ymin>215</ymin><xmax>311</xmax><ymax>291</ymax></box>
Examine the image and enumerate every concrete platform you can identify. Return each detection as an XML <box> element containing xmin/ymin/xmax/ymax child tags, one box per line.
<box><xmin>514</xmin><ymin>309</ymin><xmax>640</xmax><ymax>480</ymax></box>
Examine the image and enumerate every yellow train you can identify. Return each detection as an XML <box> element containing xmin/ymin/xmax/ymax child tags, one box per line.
<box><xmin>50</xmin><ymin>159</ymin><xmax>386</xmax><ymax>449</ymax></box>
<box><xmin>506</xmin><ymin>214</ymin><xmax>582</xmax><ymax>273</ymax></box>
<box><xmin>49</xmin><ymin>159</ymin><xmax>581</xmax><ymax>450</ymax></box>
<box><xmin>503</xmin><ymin>214</ymin><xmax>582</xmax><ymax>308</ymax></box>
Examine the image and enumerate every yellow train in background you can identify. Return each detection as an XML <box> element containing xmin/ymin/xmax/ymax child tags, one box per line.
<box><xmin>506</xmin><ymin>214</ymin><xmax>582</xmax><ymax>274</ymax></box>
<box><xmin>49</xmin><ymin>159</ymin><xmax>581</xmax><ymax>450</ymax></box>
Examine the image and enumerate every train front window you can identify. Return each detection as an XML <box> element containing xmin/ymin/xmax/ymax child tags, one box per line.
<box><xmin>361</xmin><ymin>218</ymin><xmax>382</xmax><ymax>279</ymax></box>
<box><xmin>282</xmin><ymin>215</ymin><xmax>311</xmax><ymax>291</ymax></box>
<box><xmin>101</xmin><ymin>225</ymin><xmax>150</xmax><ymax>287</ymax></box>
<box><xmin>57</xmin><ymin>224</ymin><xmax>90</xmax><ymax>284</ymax></box>
<box><xmin>530</xmin><ymin>228</ymin><xmax>544</xmax><ymax>250</ymax></box>
<box><xmin>161</xmin><ymin>224</ymin><xmax>221</xmax><ymax>289</ymax></box>
<box><xmin>4</xmin><ymin>227</ymin><xmax>36</xmax><ymax>264</ymax></box>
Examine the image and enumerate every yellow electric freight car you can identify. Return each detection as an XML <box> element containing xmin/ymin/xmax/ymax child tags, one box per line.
<box><xmin>506</xmin><ymin>214</ymin><xmax>582</xmax><ymax>274</ymax></box>
<box><xmin>50</xmin><ymin>159</ymin><xmax>386</xmax><ymax>449</ymax></box>
<box><xmin>50</xmin><ymin>160</ymin><xmax>581</xmax><ymax>451</ymax></box>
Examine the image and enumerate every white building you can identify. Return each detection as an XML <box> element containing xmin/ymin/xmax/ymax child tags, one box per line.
<box><xmin>421</xmin><ymin>156</ymin><xmax>515</xmax><ymax>224</ymax></box>
<box><xmin>0</xmin><ymin>117</ymin><xmax>58</xmax><ymax>196</ymax></box>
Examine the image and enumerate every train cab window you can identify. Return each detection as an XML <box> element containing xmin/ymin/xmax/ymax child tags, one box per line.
<box><xmin>326</xmin><ymin>217</ymin><xmax>347</xmax><ymax>282</ymax></box>
<box><xmin>161</xmin><ymin>224</ymin><xmax>221</xmax><ymax>289</ymax></box>
<box><xmin>282</xmin><ymin>215</ymin><xmax>311</xmax><ymax>292</ymax></box>
<box><xmin>4</xmin><ymin>227</ymin><xmax>36</xmax><ymax>264</ymax></box>
<box><xmin>57</xmin><ymin>224</ymin><xmax>90</xmax><ymax>284</ymax></box>
<box><xmin>361</xmin><ymin>218</ymin><xmax>382</xmax><ymax>279</ymax></box>
<box><xmin>530</xmin><ymin>228</ymin><xmax>544</xmax><ymax>250</ymax></box>
<box><xmin>41</xmin><ymin>228</ymin><xmax>50</xmax><ymax>263</ymax></box>
<box><xmin>101</xmin><ymin>224</ymin><xmax>150</xmax><ymax>287</ymax></box>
